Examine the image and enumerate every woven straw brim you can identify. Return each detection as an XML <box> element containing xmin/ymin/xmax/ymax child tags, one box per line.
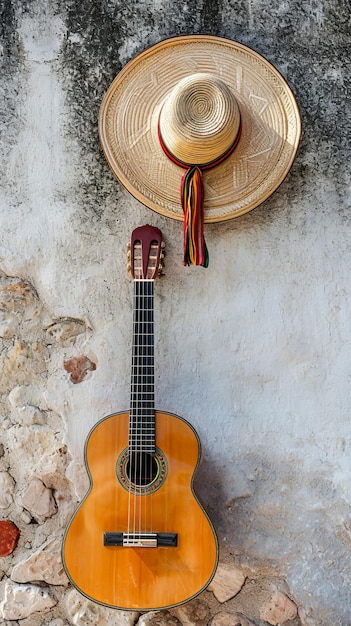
<box><xmin>99</xmin><ymin>35</ymin><xmax>301</xmax><ymax>223</ymax></box>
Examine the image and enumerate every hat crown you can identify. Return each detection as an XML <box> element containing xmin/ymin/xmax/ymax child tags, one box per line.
<box><xmin>158</xmin><ymin>73</ymin><xmax>241</xmax><ymax>166</ymax></box>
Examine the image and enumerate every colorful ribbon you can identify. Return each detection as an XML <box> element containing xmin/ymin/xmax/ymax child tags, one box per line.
<box><xmin>181</xmin><ymin>166</ymin><xmax>208</xmax><ymax>267</ymax></box>
<box><xmin>158</xmin><ymin>122</ymin><xmax>241</xmax><ymax>267</ymax></box>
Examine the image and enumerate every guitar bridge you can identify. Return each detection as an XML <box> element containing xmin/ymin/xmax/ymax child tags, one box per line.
<box><xmin>103</xmin><ymin>532</ymin><xmax>177</xmax><ymax>548</ymax></box>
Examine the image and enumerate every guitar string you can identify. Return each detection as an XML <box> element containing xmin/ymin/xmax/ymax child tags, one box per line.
<box><xmin>142</xmin><ymin>276</ymin><xmax>147</xmax><ymax>537</ymax></box>
<box><xmin>134</xmin><ymin>271</ymin><xmax>141</xmax><ymax>538</ymax></box>
<box><xmin>134</xmin><ymin>276</ymin><xmax>138</xmax><ymax>539</ymax></box>
<box><xmin>128</xmin><ymin>246</ymin><xmax>156</xmax><ymax>542</ymax></box>
<box><xmin>131</xmin><ymin>258</ymin><xmax>142</xmax><ymax>540</ymax></box>
<box><xmin>143</xmin><ymin>265</ymin><xmax>155</xmax><ymax>537</ymax></box>
<box><xmin>139</xmin><ymin>255</ymin><xmax>145</xmax><ymax>538</ymax></box>
<box><xmin>141</xmin><ymin>274</ymin><xmax>154</xmax><ymax>537</ymax></box>
<box><xmin>150</xmin><ymin>277</ymin><xmax>154</xmax><ymax>536</ymax></box>
<box><xmin>131</xmin><ymin>272</ymin><xmax>142</xmax><ymax>541</ymax></box>
<box><xmin>138</xmin><ymin>275</ymin><xmax>153</xmax><ymax>538</ymax></box>
<box><xmin>139</xmin><ymin>276</ymin><xmax>144</xmax><ymax>537</ymax></box>
<box><xmin>127</xmin><ymin>273</ymin><xmax>135</xmax><ymax>541</ymax></box>
<box><xmin>148</xmin><ymin>276</ymin><xmax>154</xmax><ymax>537</ymax></box>
<box><xmin>133</xmin><ymin>270</ymin><xmax>140</xmax><ymax>539</ymax></box>
<box><xmin>143</xmin><ymin>276</ymin><xmax>148</xmax><ymax>537</ymax></box>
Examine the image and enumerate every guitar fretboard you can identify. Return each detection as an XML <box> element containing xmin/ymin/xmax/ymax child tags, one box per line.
<box><xmin>129</xmin><ymin>279</ymin><xmax>155</xmax><ymax>454</ymax></box>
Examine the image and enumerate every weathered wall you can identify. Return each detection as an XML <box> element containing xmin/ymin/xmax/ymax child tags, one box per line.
<box><xmin>0</xmin><ymin>0</ymin><xmax>350</xmax><ymax>624</ymax></box>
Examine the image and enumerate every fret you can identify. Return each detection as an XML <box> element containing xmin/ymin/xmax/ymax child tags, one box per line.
<box><xmin>130</xmin><ymin>380</ymin><xmax>154</xmax><ymax>384</ymax></box>
<box><xmin>130</xmin><ymin>393</ymin><xmax>154</xmax><ymax>398</ymax></box>
<box><xmin>130</xmin><ymin>404</ymin><xmax>154</xmax><ymax>409</ymax></box>
<box><xmin>129</xmin><ymin>428</ymin><xmax>154</xmax><ymax>432</ymax></box>
<box><xmin>129</xmin><ymin>414</ymin><xmax>153</xmax><ymax>419</ymax></box>
<box><xmin>130</xmin><ymin>404</ymin><xmax>154</xmax><ymax>408</ymax></box>
<box><xmin>129</xmin><ymin>414</ymin><xmax>154</xmax><ymax>418</ymax></box>
<box><xmin>129</xmin><ymin>429</ymin><xmax>155</xmax><ymax>433</ymax></box>
<box><xmin>129</xmin><ymin>416</ymin><xmax>154</xmax><ymax>420</ymax></box>
<box><xmin>130</xmin><ymin>383</ymin><xmax>154</xmax><ymax>388</ymax></box>
<box><xmin>132</xmin><ymin>346</ymin><xmax>154</xmax><ymax>352</ymax></box>
<box><xmin>131</xmin><ymin>379</ymin><xmax>154</xmax><ymax>385</ymax></box>
<box><xmin>129</xmin><ymin>440</ymin><xmax>155</xmax><ymax>444</ymax></box>
<box><xmin>131</xmin><ymin>370</ymin><xmax>153</xmax><ymax>374</ymax></box>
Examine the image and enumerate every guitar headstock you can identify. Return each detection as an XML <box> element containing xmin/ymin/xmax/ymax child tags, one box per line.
<box><xmin>127</xmin><ymin>225</ymin><xmax>165</xmax><ymax>280</ymax></box>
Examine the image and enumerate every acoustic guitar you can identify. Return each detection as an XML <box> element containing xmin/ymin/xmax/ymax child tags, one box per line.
<box><xmin>62</xmin><ymin>224</ymin><xmax>218</xmax><ymax>611</ymax></box>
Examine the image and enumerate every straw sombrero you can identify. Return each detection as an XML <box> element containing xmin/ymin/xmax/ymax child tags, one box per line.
<box><xmin>99</xmin><ymin>35</ymin><xmax>301</xmax><ymax>266</ymax></box>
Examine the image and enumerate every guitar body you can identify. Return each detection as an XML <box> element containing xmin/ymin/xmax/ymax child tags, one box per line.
<box><xmin>62</xmin><ymin>409</ymin><xmax>218</xmax><ymax>611</ymax></box>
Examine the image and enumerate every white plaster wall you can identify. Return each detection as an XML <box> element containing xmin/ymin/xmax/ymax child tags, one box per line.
<box><xmin>0</xmin><ymin>1</ymin><xmax>350</xmax><ymax>624</ymax></box>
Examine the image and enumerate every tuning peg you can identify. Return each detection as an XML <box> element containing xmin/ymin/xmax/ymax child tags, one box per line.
<box><xmin>158</xmin><ymin>262</ymin><xmax>164</xmax><ymax>276</ymax></box>
<box><xmin>127</xmin><ymin>262</ymin><xmax>132</xmax><ymax>276</ymax></box>
<box><xmin>127</xmin><ymin>242</ymin><xmax>131</xmax><ymax>250</ymax></box>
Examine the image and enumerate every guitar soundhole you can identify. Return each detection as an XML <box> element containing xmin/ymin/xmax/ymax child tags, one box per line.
<box><xmin>117</xmin><ymin>447</ymin><xmax>167</xmax><ymax>494</ymax></box>
<box><xmin>126</xmin><ymin>453</ymin><xmax>158</xmax><ymax>487</ymax></box>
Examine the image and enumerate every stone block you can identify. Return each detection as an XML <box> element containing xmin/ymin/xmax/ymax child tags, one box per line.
<box><xmin>17</xmin><ymin>404</ymin><xmax>47</xmax><ymax>425</ymax></box>
<box><xmin>172</xmin><ymin>598</ymin><xmax>210</xmax><ymax>625</ymax></box>
<box><xmin>260</xmin><ymin>591</ymin><xmax>298</xmax><ymax>625</ymax></box>
<box><xmin>208</xmin><ymin>564</ymin><xmax>246</xmax><ymax>602</ymax></box>
<box><xmin>211</xmin><ymin>612</ymin><xmax>256</xmax><ymax>626</ymax></box>
<box><xmin>0</xmin><ymin>580</ymin><xmax>57</xmax><ymax>620</ymax></box>
<box><xmin>138</xmin><ymin>610</ymin><xmax>181</xmax><ymax>625</ymax></box>
<box><xmin>21</xmin><ymin>477</ymin><xmax>57</xmax><ymax>523</ymax></box>
<box><xmin>0</xmin><ymin>471</ymin><xmax>15</xmax><ymax>509</ymax></box>
<box><xmin>0</xmin><ymin>311</ymin><xmax>18</xmax><ymax>338</ymax></box>
<box><xmin>65</xmin><ymin>588</ymin><xmax>139</xmax><ymax>625</ymax></box>
<box><xmin>11</xmin><ymin>537</ymin><xmax>69</xmax><ymax>585</ymax></box>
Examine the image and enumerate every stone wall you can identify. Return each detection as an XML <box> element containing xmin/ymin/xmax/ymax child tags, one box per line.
<box><xmin>0</xmin><ymin>0</ymin><xmax>350</xmax><ymax>624</ymax></box>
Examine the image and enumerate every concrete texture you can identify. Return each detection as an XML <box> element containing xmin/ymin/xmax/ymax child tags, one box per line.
<box><xmin>0</xmin><ymin>0</ymin><xmax>350</xmax><ymax>624</ymax></box>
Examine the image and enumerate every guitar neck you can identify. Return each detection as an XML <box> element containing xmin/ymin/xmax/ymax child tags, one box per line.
<box><xmin>129</xmin><ymin>279</ymin><xmax>155</xmax><ymax>454</ymax></box>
